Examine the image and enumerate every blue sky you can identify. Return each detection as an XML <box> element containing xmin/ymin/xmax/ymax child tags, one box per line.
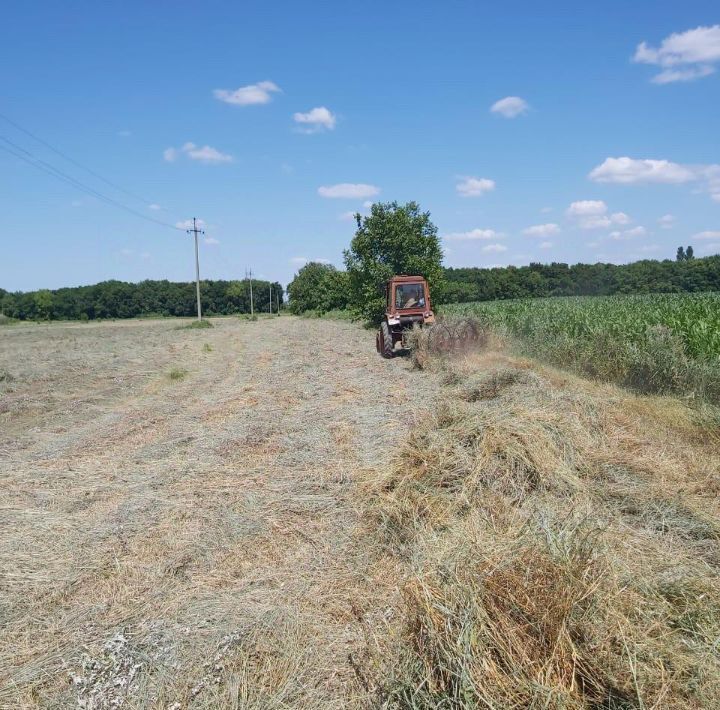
<box><xmin>1</xmin><ymin>0</ymin><xmax>718</xmax><ymax>291</ymax></box>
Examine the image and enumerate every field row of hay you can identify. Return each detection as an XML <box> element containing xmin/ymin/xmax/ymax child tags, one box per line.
<box><xmin>358</xmin><ymin>347</ymin><xmax>720</xmax><ymax>708</ymax></box>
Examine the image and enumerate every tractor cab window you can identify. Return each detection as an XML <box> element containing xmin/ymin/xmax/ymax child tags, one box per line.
<box><xmin>395</xmin><ymin>283</ymin><xmax>425</xmax><ymax>309</ymax></box>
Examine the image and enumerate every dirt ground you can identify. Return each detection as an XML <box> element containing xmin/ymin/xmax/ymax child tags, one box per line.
<box><xmin>0</xmin><ymin>317</ymin><xmax>437</xmax><ymax>708</ymax></box>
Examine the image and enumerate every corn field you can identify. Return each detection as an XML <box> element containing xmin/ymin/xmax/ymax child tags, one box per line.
<box><xmin>442</xmin><ymin>293</ymin><xmax>720</xmax><ymax>401</ymax></box>
<box><xmin>444</xmin><ymin>293</ymin><xmax>720</xmax><ymax>362</ymax></box>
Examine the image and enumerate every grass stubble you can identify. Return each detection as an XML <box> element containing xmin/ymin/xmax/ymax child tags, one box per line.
<box><xmin>1</xmin><ymin>317</ymin><xmax>719</xmax><ymax>708</ymax></box>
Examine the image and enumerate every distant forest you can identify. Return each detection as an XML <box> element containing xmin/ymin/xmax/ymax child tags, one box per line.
<box><xmin>443</xmin><ymin>255</ymin><xmax>720</xmax><ymax>303</ymax></box>
<box><xmin>0</xmin><ymin>279</ymin><xmax>284</xmax><ymax>321</ymax></box>
<box><xmin>2</xmin><ymin>255</ymin><xmax>719</xmax><ymax>321</ymax></box>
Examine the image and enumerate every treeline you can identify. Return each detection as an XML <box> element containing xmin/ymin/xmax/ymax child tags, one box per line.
<box><xmin>0</xmin><ymin>279</ymin><xmax>284</xmax><ymax>321</ymax></box>
<box><xmin>443</xmin><ymin>256</ymin><xmax>720</xmax><ymax>303</ymax></box>
<box><xmin>287</xmin><ymin>255</ymin><xmax>720</xmax><ymax>316</ymax></box>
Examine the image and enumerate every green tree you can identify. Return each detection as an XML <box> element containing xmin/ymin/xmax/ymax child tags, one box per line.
<box><xmin>287</xmin><ymin>262</ymin><xmax>348</xmax><ymax>314</ymax></box>
<box><xmin>676</xmin><ymin>246</ymin><xmax>686</xmax><ymax>262</ymax></box>
<box><xmin>343</xmin><ymin>201</ymin><xmax>444</xmax><ymax>323</ymax></box>
<box><xmin>686</xmin><ymin>245</ymin><xmax>694</xmax><ymax>260</ymax></box>
<box><xmin>33</xmin><ymin>289</ymin><xmax>54</xmax><ymax>320</ymax></box>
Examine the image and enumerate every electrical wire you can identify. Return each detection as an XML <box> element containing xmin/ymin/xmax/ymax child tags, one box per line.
<box><xmin>0</xmin><ymin>111</ymin><xmax>154</xmax><ymax>206</ymax></box>
<box><xmin>0</xmin><ymin>135</ymin><xmax>184</xmax><ymax>231</ymax></box>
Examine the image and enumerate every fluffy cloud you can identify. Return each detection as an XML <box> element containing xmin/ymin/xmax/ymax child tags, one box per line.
<box><xmin>213</xmin><ymin>80</ymin><xmax>281</xmax><ymax>105</ymax></box>
<box><xmin>589</xmin><ymin>157</ymin><xmax>720</xmax><ymax>202</ymax></box>
<box><xmin>589</xmin><ymin>157</ymin><xmax>695</xmax><ymax>184</ymax></box>
<box><xmin>293</xmin><ymin>106</ymin><xmax>336</xmax><ymax>132</ymax></box>
<box><xmin>609</xmin><ymin>226</ymin><xmax>647</xmax><ymax>240</ymax></box>
<box><xmin>633</xmin><ymin>25</ymin><xmax>720</xmax><ymax>83</ymax></box>
<box><xmin>566</xmin><ymin>201</ymin><xmax>632</xmax><ymax>230</ymax></box>
<box><xmin>539</xmin><ymin>241</ymin><xmax>554</xmax><ymax>249</ymax></box>
<box><xmin>318</xmin><ymin>183</ymin><xmax>380</xmax><ymax>199</ymax></box>
<box><xmin>164</xmin><ymin>142</ymin><xmax>233</xmax><ymax>164</ymax></box>
<box><xmin>658</xmin><ymin>214</ymin><xmax>675</xmax><ymax>229</ymax></box>
<box><xmin>175</xmin><ymin>218</ymin><xmax>207</xmax><ymax>230</ymax></box>
<box><xmin>482</xmin><ymin>243</ymin><xmax>507</xmax><ymax>253</ymax></box>
<box><xmin>148</xmin><ymin>203</ymin><xmax>161</xmax><ymax>211</ymax></box>
<box><xmin>693</xmin><ymin>231</ymin><xmax>720</xmax><ymax>240</ymax></box>
<box><xmin>456</xmin><ymin>176</ymin><xmax>495</xmax><ymax>197</ymax></box>
<box><xmin>522</xmin><ymin>223</ymin><xmax>560</xmax><ymax>237</ymax></box>
<box><xmin>490</xmin><ymin>96</ymin><xmax>529</xmax><ymax>118</ymax></box>
<box><xmin>566</xmin><ymin>200</ymin><xmax>607</xmax><ymax>216</ymax></box>
<box><xmin>444</xmin><ymin>228</ymin><xmax>502</xmax><ymax>241</ymax></box>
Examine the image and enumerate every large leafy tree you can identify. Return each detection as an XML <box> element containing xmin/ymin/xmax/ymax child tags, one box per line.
<box><xmin>287</xmin><ymin>262</ymin><xmax>349</xmax><ymax>314</ymax></box>
<box><xmin>343</xmin><ymin>201</ymin><xmax>444</xmax><ymax>323</ymax></box>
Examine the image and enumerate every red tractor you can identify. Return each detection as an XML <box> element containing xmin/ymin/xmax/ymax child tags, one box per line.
<box><xmin>376</xmin><ymin>275</ymin><xmax>435</xmax><ymax>358</ymax></box>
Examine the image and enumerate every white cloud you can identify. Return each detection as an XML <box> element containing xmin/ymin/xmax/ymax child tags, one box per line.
<box><xmin>589</xmin><ymin>157</ymin><xmax>695</xmax><ymax>184</ymax></box>
<box><xmin>175</xmin><ymin>218</ymin><xmax>207</xmax><ymax>230</ymax></box>
<box><xmin>589</xmin><ymin>157</ymin><xmax>720</xmax><ymax>202</ymax></box>
<box><xmin>566</xmin><ymin>200</ymin><xmax>608</xmax><ymax>217</ymax></box>
<box><xmin>318</xmin><ymin>183</ymin><xmax>380</xmax><ymax>199</ymax></box>
<box><xmin>490</xmin><ymin>96</ymin><xmax>529</xmax><ymax>118</ymax></box>
<box><xmin>540</xmin><ymin>206</ymin><xmax>553</xmax><ymax>214</ymax></box>
<box><xmin>148</xmin><ymin>203</ymin><xmax>161</xmax><ymax>211</ymax></box>
<box><xmin>609</xmin><ymin>226</ymin><xmax>647</xmax><ymax>240</ymax></box>
<box><xmin>165</xmin><ymin>143</ymin><xmax>233</xmax><ymax>164</ymax></box>
<box><xmin>566</xmin><ymin>201</ymin><xmax>633</xmax><ymax>230</ymax></box>
<box><xmin>693</xmin><ymin>230</ymin><xmax>720</xmax><ymax>240</ymax></box>
<box><xmin>539</xmin><ymin>241</ymin><xmax>554</xmax><ymax>249</ymax></box>
<box><xmin>182</xmin><ymin>142</ymin><xmax>233</xmax><ymax>164</ymax></box>
<box><xmin>293</xmin><ymin>106</ymin><xmax>336</xmax><ymax>132</ymax></box>
<box><xmin>482</xmin><ymin>243</ymin><xmax>507</xmax><ymax>253</ymax></box>
<box><xmin>456</xmin><ymin>176</ymin><xmax>495</xmax><ymax>197</ymax></box>
<box><xmin>633</xmin><ymin>25</ymin><xmax>720</xmax><ymax>83</ymax></box>
<box><xmin>522</xmin><ymin>223</ymin><xmax>560</xmax><ymax>237</ymax></box>
<box><xmin>658</xmin><ymin>214</ymin><xmax>675</xmax><ymax>229</ymax></box>
<box><xmin>315</xmin><ymin>258</ymin><xmax>332</xmax><ymax>264</ymax></box>
<box><xmin>610</xmin><ymin>212</ymin><xmax>631</xmax><ymax>225</ymax></box>
<box><xmin>213</xmin><ymin>80</ymin><xmax>281</xmax><ymax>106</ymax></box>
<box><xmin>204</xmin><ymin>236</ymin><xmax>220</xmax><ymax>245</ymax></box>
<box><xmin>444</xmin><ymin>228</ymin><xmax>502</xmax><ymax>241</ymax></box>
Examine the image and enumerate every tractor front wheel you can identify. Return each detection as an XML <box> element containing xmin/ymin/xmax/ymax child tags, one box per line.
<box><xmin>378</xmin><ymin>322</ymin><xmax>394</xmax><ymax>359</ymax></box>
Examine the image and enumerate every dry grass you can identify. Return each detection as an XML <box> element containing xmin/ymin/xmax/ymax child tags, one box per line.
<box><xmin>360</xmin><ymin>347</ymin><xmax>720</xmax><ymax>708</ymax></box>
<box><xmin>3</xmin><ymin>318</ymin><xmax>719</xmax><ymax>708</ymax></box>
<box><xmin>0</xmin><ymin>317</ymin><xmax>436</xmax><ymax>708</ymax></box>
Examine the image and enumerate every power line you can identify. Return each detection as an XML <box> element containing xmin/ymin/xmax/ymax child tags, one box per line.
<box><xmin>0</xmin><ymin>111</ymin><xmax>154</xmax><ymax>206</ymax></box>
<box><xmin>0</xmin><ymin>135</ymin><xmax>183</xmax><ymax>231</ymax></box>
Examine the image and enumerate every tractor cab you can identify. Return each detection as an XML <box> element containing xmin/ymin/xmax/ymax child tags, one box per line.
<box><xmin>376</xmin><ymin>276</ymin><xmax>435</xmax><ymax>358</ymax></box>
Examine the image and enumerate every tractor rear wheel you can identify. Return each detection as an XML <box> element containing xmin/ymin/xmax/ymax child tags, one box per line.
<box><xmin>378</xmin><ymin>321</ymin><xmax>394</xmax><ymax>359</ymax></box>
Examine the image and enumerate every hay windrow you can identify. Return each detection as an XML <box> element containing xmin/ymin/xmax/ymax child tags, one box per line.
<box><xmin>362</xmin><ymin>350</ymin><xmax>720</xmax><ymax>709</ymax></box>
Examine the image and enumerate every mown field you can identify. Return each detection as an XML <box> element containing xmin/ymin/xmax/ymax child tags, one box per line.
<box><xmin>2</xmin><ymin>316</ymin><xmax>720</xmax><ymax>708</ymax></box>
<box><xmin>444</xmin><ymin>292</ymin><xmax>720</xmax><ymax>401</ymax></box>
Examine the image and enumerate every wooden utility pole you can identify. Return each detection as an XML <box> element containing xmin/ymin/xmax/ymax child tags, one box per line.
<box><xmin>269</xmin><ymin>284</ymin><xmax>273</xmax><ymax>314</ymax></box>
<box><xmin>248</xmin><ymin>268</ymin><xmax>254</xmax><ymax>317</ymax></box>
<box><xmin>186</xmin><ymin>218</ymin><xmax>204</xmax><ymax>321</ymax></box>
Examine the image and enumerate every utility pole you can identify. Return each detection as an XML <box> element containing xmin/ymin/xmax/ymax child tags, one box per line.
<box><xmin>269</xmin><ymin>284</ymin><xmax>272</xmax><ymax>314</ymax></box>
<box><xmin>248</xmin><ymin>268</ymin><xmax>254</xmax><ymax>317</ymax></box>
<box><xmin>186</xmin><ymin>217</ymin><xmax>204</xmax><ymax>321</ymax></box>
<box><xmin>276</xmin><ymin>289</ymin><xmax>280</xmax><ymax>316</ymax></box>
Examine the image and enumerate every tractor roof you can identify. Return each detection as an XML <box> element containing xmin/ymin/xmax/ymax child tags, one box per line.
<box><xmin>387</xmin><ymin>275</ymin><xmax>427</xmax><ymax>283</ymax></box>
